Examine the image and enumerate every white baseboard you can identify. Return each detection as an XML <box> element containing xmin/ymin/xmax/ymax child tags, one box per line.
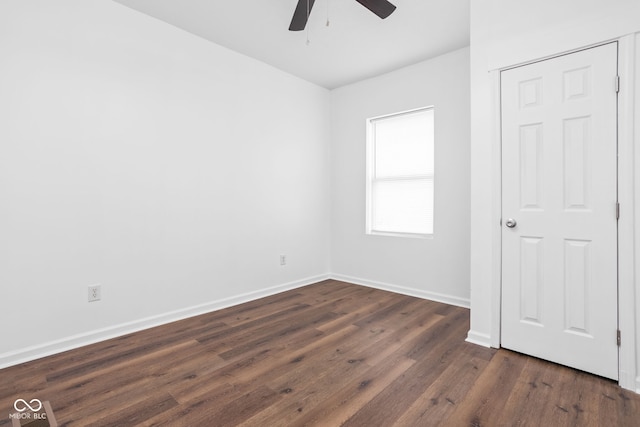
<box><xmin>329</xmin><ymin>273</ymin><xmax>470</xmax><ymax>308</ymax></box>
<box><xmin>465</xmin><ymin>330</ymin><xmax>492</xmax><ymax>348</ymax></box>
<box><xmin>0</xmin><ymin>274</ymin><xmax>330</xmax><ymax>370</ymax></box>
<box><xmin>616</xmin><ymin>366</ymin><xmax>636</xmax><ymax>392</ymax></box>
<box><xmin>0</xmin><ymin>273</ymin><xmax>477</xmax><ymax>369</ymax></box>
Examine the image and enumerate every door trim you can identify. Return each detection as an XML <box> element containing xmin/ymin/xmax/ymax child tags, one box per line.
<box><xmin>490</xmin><ymin>35</ymin><xmax>637</xmax><ymax>391</ymax></box>
<box><xmin>616</xmin><ymin>35</ymin><xmax>636</xmax><ymax>392</ymax></box>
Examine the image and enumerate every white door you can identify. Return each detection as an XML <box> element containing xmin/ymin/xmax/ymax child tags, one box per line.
<box><xmin>501</xmin><ymin>43</ymin><xmax>618</xmax><ymax>380</ymax></box>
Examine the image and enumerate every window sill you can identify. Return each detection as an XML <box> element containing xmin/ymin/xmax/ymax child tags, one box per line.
<box><xmin>367</xmin><ymin>230</ymin><xmax>433</xmax><ymax>239</ymax></box>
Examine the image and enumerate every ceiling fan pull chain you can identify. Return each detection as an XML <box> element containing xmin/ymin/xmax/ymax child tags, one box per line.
<box><xmin>306</xmin><ymin>0</ymin><xmax>311</xmax><ymax>45</ymax></box>
<box><xmin>326</xmin><ymin>0</ymin><xmax>330</xmax><ymax>26</ymax></box>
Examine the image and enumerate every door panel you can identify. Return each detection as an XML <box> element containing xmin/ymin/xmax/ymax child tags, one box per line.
<box><xmin>501</xmin><ymin>43</ymin><xmax>618</xmax><ymax>380</ymax></box>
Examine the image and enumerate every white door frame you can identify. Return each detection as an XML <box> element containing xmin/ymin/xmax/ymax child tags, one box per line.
<box><xmin>489</xmin><ymin>34</ymin><xmax>637</xmax><ymax>391</ymax></box>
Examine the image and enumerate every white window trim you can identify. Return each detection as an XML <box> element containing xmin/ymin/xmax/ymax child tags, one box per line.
<box><xmin>365</xmin><ymin>106</ymin><xmax>435</xmax><ymax>238</ymax></box>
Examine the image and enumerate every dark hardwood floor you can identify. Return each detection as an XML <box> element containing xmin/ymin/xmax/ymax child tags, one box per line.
<box><xmin>1</xmin><ymin>280</ymin><xmax>638</xmax><ymax>426</ymax></box>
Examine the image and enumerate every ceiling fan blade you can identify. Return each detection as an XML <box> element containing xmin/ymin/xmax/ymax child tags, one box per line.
<box><xmin>289</xmin><ymin>0</ymin><xmax>316</xmax><ymax>31</ymax></box>
<box><xmin>354</xmin><ymin>0</ymin><xmax>396</xmax><ymax>19</ymax></box>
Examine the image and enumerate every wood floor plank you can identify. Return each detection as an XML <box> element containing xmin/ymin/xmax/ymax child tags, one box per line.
<box><xmin>53</xmin><ymin>342</ymin><xmax>218</xmax><ymax>424</ymax></box>
<box><xmin>314</xmin><ymin>297</ymin><xmax>392</xmax><ymax>334</ymax></box>
<box><xmin>291</xmin><ymin>353</ymin><xmax>417</xmax><ymax>426</ymax></box>
<box><xmin>81</xmin><ymin>392</ymin><xmax>179</xmax><ymax>427</ymax></box>
<box><xmin>404</xmin><ymin>307</ymin><xmax>469</xmax><ymax>361</ymax></box>
<box><xmin>496</xmin><ymin>356</ymin><xmax>575</xmax><ymax>426</ymax></box>
<box><xmin>353</xmin><ymin>313</ymin><xmax>445</xmax><ymax>368</ymax></box>
<box><xmin>341</xmin><ymin>308</ymin><xmax>472</xmax><ymax>426</ymax></box>
<box><xmin>391</xmin><ymin>344</ymin><xmax>493</xmax><ymax>426</ymax></box>
<box><xmin>195</xmin><ymin>304</ymin><xmax>310</xmax><ymax>346</ymax></box>
<box><xmin>168</xmin><ymin>325</ymin><xmax>361</xmax><ymax>407</ymax></box>
<box><xmin>225</xmin><ymin>325</ymin><xmax>361</xmax><ymax>386</ymax></box>
<box><xmin>0</xmin><ymin>280</ymin><xmax>638</xmax><ymax>427</ymax></box>
<box><xmin>222</xmin><ymin>291</ymin><xmax>314</xmax><ymax>328</ymax></box>
<box><xmin>238</xmin><ymin>347</ymin><xmax>374</xmax><ymax>426</ymax></box>
<box><xmin>34</xmin><ymin>310</ymin><xmax>228</xmax><ymax>376</ymax></box>
<box><xmin>443</xmin><ymin>348</ymin><xmax>529</xmax><ymax>426</ymax></box>
<box><xmin>216</xmin><ymin>306</ymin><xmax>339</xmax><ymax>360</ymax></box>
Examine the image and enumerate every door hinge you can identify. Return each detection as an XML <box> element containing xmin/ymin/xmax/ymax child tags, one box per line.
<box><xmin>617</xmin><ymin>330</ymin><xmax>621</xmax><ymax>346</ymax></box>
<box><xmin>616</xmin><ymin>202</ymin><xmax>620</xmax><ymax>220</ymax></box>
<box><xmin>615</xmin><ymin>75</ymin><xmax>620</xmax><ymax>93</ymax></box>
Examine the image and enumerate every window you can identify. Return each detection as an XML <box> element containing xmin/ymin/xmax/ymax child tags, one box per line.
<box><xmin>366</xmin><ymin>107</ymin><xmax>434</xmax><ymax>237</ymax></box>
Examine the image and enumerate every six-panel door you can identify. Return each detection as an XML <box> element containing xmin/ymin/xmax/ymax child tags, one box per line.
<box><xmin>501</xmin><ymin>43</ymin><xmax>619</xmax><ymax>380</ymax></box>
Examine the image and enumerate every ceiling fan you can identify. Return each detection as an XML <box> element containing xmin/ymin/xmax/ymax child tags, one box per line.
<box><xmin>289</xmin><ymin>0</ymin><xmax>397</xmax><ymax>31</ymax></box>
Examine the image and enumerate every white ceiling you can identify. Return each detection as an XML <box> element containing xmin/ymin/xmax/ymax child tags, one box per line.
<box><xmin>113</xmin><ymin>0</ymin><xmax>469</xmax><ymax>89</ymax></box>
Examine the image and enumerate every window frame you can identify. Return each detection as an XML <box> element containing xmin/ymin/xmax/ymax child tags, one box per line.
<box><xmin>365</xmin><ymin>106</ymin><xmax>435</xmax><ymax>238</ymax></box>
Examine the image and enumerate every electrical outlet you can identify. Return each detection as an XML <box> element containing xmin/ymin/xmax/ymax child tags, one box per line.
<box><xmin>88</xmin><ymin>284</ymin><xmax>101</xmax><ymax>302</ymax></box>
<box><xmin>280</xmin><ymin>255</ymin><xmax>286</xmax><ymax>266</ymax></box>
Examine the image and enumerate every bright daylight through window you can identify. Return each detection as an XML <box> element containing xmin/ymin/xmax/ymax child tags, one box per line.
<box><xmin>366</xmin><ymin>107</ymin><xmax>434</xmax><ymax>236</ymax></box>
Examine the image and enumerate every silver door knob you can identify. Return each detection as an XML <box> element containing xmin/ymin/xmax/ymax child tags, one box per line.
<box><xmin>505</xmin><ymin>218</ymin><xmax>517</xmax><ymax>228</ymax></box>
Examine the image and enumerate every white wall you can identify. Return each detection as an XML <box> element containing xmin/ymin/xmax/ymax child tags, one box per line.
<box><xmin>0</xmin><ymin>0</ymin><xmax>330</xmax><ymax>366</ymax></box>
<box><xmin>469</xmin><ymin>0</ymin><xmax>640</xmax><ymax>391</ymax></box>
<box><xmin>330</xmin><ymin>48</ymin><xmax>471</xmax><ymax>307</ymax></box>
